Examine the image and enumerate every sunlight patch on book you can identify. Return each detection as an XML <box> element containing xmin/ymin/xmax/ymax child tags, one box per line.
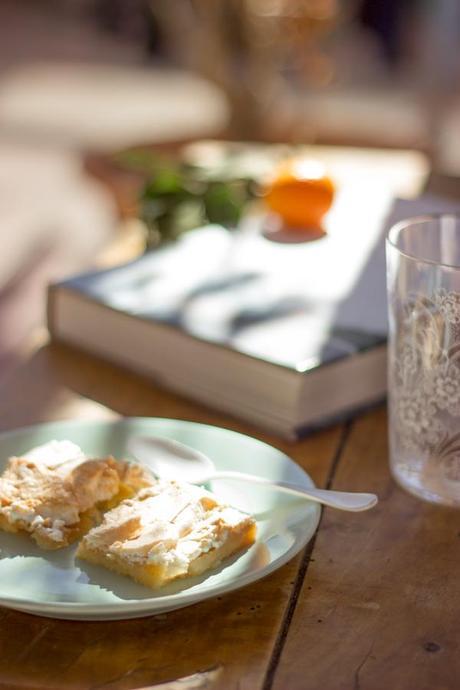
<box><xmin>65</xmin><ymin>202</ymin><xmax>391</xmax><ymax>371</ymax></box>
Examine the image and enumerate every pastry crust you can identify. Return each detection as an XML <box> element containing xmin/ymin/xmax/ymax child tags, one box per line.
<box><xmin>77</xmin><ymin>480</ymin><xmax>256</xmax><ymax>588</ymax></box>
<box><xmin>0</xmin><ymin>441</ymin><xmax>152</xmax><ymax>549</ymax></box>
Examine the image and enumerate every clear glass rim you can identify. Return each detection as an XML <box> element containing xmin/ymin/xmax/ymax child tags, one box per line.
<box><xmin>386</xmin><ymin>212</ymin><xmax>460</xmax><ymax>270</ymax></box>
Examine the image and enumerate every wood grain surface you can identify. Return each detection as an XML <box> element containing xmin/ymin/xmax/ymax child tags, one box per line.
<box><xmin>0</xmin><ymin>343</ymin><xmax>344</xmax><ymax>690</ymax></box>
<box><xmin>271</xmin><ymin>407</ymin><xmax>460</xmax><ymax>690</ymax></box>
<box><xmin>1</xmin><ymin>345</ymin><xmax>457</xmax><ymax>690</ymax></box>
<box><xmin>1</xmin><ymin>152</ymin><xmax>457</xmax><ymax>690</ymax></box>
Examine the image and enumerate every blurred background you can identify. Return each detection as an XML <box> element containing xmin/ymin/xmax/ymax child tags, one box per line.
<box><xmin>2</xmin><ymin>0</ymin><xmax>460</xmax><ymax>369</ymax></box>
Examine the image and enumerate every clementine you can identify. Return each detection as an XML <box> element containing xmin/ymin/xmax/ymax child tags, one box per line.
<box><xmin>263</xmin><ymin>158</ymin><xmax>335</xmax><ymax>229</ymax></box>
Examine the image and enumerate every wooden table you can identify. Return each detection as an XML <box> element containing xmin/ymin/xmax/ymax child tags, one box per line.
<box><xmin>0</xmin><ymin>159</ymin><xmax>458</xmax><ymax>690</ymax></box>
<box><xmin>0</xmin><ymin>339</ymin><xmax>458</xmax><ymax>690</ymax></box>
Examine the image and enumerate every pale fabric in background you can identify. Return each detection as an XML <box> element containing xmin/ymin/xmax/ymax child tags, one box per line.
<box><xmin>0</xmin><ymin>63</ymin><xmax>229</xmax><ymax>152</ymax></box>
<box><xmin>0</xmin><ymin>141</ymin><xmax>116</xmax><ymax>286</ymax></box>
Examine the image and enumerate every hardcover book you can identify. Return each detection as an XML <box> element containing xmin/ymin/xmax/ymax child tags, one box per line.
<box><xmin>48</xmin><ymin>147</ymin><xmax>430</xmax><ymax>438</ymax></box>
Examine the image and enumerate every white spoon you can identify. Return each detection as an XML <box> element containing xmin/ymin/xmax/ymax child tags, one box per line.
<box><xmin>128</xmin><ymin>435</ymin><xmax>378</xmax><ymax>513</ymax></box>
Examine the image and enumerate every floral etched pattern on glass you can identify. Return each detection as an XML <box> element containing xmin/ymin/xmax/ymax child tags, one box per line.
<box><xmin>387</xmin><ymin>215</ymin><xmax>460</xmax><ymax>506</ymax></box>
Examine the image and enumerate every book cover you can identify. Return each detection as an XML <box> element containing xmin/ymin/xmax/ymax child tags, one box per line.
<box><xmin>52</xmin><ymin>187</ymin><xmax>393</xmax><ymax>376</ymax></box>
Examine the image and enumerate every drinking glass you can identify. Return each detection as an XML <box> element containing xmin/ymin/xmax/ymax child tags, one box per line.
<box><xmin>387</xmin><ymin>214</ymin><xmax>460</xmax><ymax>506</ymax></box>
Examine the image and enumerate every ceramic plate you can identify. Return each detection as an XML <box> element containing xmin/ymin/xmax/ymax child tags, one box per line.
<box><xmin>0</xmin><ymin>418</ymin><xmax>320</xmax><ymax>620</ymax></box>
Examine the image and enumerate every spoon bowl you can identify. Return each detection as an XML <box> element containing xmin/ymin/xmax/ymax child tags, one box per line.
<box><xmin>129</xmin><ymin>435</ymin><xmax>215</xmax><ymax>484</ymax></box>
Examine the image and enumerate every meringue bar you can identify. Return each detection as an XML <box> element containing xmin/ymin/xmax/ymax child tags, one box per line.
<box><xmin>77</xmin><ymin>480</ymin><xmax>256</xmax><ymax>589</ymax></box>
<box><xmin>0</xmin><ymin>440</ymin><xmax>152</xmax><ymax>549</ymax></box>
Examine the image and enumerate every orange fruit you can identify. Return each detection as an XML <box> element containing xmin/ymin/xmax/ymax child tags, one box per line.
<box><xmin>263</xmin><ymin>158</ymin><xmax>335</xmax><ymax>229</ymax></box>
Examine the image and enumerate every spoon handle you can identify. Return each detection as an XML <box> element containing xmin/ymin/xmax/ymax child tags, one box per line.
<box><xmin>210</xmin><ymin>471</ymin><xmax>377</xmax><ymax>512</ymax></box>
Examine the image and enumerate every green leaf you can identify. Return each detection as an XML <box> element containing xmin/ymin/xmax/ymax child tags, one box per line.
<box><xmin>204</xmin><ymin>181</ymin><xmax>245</xmax><ymax>226</ymax></box>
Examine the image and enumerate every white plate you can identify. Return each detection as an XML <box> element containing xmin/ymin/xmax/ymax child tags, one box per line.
<box><xmin>0</xmin><ymin>418</ymin><xmax>320</xmax><ymax>620</ymax></box>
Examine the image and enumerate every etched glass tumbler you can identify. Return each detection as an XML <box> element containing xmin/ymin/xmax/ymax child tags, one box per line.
<box><xmin>387</xmin><ymin>215</ymin><xmax>460</xmax><ymax>506</ymax></box>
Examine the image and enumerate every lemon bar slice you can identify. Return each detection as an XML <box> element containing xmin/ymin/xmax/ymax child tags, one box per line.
<box><xmin>0</xmin><ymin>440</ymin><xmax>152</xmax><ymax>549</ymax></box>
<box><xmin>77</xmin><ymin>480</ymin><xmax>256</xmax><ymax>588</ymax></box>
